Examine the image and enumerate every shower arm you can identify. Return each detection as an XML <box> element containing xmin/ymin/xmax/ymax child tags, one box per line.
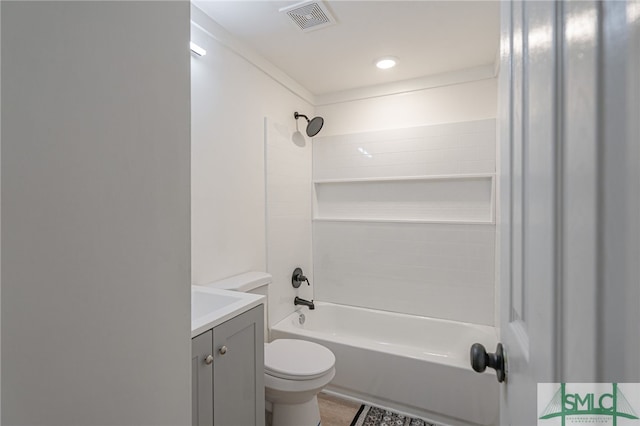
<box><xmin>294</xmin><ymin>112</ymin><xmax>310</xmax><ymax>123</ymax></box>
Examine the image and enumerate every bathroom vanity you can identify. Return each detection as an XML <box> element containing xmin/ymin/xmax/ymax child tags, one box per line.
<box><xmin>191</xmin><ymin>286</ymin><xmax>265</xmax><ymax>426</ymax></box>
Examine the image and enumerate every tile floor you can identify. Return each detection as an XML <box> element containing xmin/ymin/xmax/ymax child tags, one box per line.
<box><xmin>318</xmin><ymin>393</ymin><xmax>362</xmax><ymax>426</ymax></box>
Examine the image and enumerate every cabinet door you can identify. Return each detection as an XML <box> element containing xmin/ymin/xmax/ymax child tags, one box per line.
<box><xmin>213</xmin><ymin>305</ymin><xmax>265</xmax><ymax>426</ymax></box>
<box><xmin>192</xmin><ymin>330</ymin><xmax>213</xmax><ymax>426</ymax></box>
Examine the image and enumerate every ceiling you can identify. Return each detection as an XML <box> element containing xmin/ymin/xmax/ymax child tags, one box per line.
<box><xmin>195</xmin><ymin>1</ymin><xmax>500</xmax><ymax>96</ymax></box>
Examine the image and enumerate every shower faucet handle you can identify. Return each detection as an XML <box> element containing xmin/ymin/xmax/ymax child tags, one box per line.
<box><xmin>291</xmin><ymin>267</ymin><xmax>309</xmax><ymax>288</ymax></box>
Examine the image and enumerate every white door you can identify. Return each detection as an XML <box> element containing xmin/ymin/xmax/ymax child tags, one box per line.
<box><xmin>498</xmin><ymin>1</ymin><xmax>559</xmax><ymax>423</ymax></box>
<box><xmin>498</xmin><ymin>1</ymin><xmax>640</xmax><ymax>424</ymax></box>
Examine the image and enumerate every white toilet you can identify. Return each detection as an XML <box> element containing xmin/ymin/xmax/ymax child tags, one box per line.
<box><xmin>206</xmin><ymin>272</ymin><xmax>336</xmax><ymax>426</ymax></box>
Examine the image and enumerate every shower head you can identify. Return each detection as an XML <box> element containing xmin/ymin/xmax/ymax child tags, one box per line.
<box><xmin>294</xmin><ymin>112</ymin><xmax>324</xmax><ymax>137</ymax></box>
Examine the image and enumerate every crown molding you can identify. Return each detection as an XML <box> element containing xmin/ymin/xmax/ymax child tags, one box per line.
<box><xmin>314</xmin><ymin>64</ymin><xmax>497</xmax><ymax>106</ymax></box>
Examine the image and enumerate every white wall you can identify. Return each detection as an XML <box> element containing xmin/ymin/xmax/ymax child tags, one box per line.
<box><xmin>1</xmin><ymin>2</ymin><xmax>191</xmax><ymax>425</ymax></box>
<box><xmin>316</xmin><ymin>78</ymin><xmax>497</xmax><ymax>137</ymax></box>
<box><xmin>190</xmin><ymin>7</ymin><xmax>314</xmax><ymax>328</ymax></box>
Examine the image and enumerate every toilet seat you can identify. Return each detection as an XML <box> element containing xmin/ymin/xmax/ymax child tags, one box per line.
<box><xmin>265</xmin><ymin>339</ymin><xmax>335</xmax><ymax>381</ymax></box>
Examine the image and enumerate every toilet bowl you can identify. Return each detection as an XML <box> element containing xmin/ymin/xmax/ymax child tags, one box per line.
<box><xmin>265</xmin><ymin>339</ymin><xmax>335</xmax><ymax>426</ymax></box>
<box><xmin>204</xmin><ymin>272</ymin><xmax>336</xmax><ymax>426</ymax></box>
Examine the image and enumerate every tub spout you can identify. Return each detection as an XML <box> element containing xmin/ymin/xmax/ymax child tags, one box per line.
<box><xmin>294</xmin><ymin>297</ymin><xmax>315</xmax><ymax>310</ymax></box>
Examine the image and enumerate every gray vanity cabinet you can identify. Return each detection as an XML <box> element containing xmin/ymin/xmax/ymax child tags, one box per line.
<box><xmin>192</xmin><ymin>330</ymin><xmax>214</xmax><ymax>426</ymax></box>
<box><xmin>192</xmin><ymin>305</ymin><xmax>265</xmax><ymax>426</ymax></box>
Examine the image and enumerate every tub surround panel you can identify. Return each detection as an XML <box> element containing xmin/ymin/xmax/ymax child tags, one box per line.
<box><xmin>314</xmin><ymin>221</ymin><xmax>495</xmax><ymax>325</ymax></box>
<box><xmin>312</xmin><ymin>120</ymin><xmax>496</xmax><ymax>326</ymax></box>
<box><xmin>314</xmin><ymin>176</ymin><xmax>494</xmax><ymax>223</ymax></box>
<box><xmin>266</xmin><ymin>118</ymin><xmax>314</xmax><ymax>328</ymax></box>
<box><xmin>313</xmin><ymin>119</ymin><xmax>496</xmax><ymax>180</ymax></box>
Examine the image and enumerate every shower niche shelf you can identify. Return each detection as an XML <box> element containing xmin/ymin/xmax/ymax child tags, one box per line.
<box><xmin>313</xmin><ymin>174</ymin><xmax>495</xmax><ymax>224</ymax></box>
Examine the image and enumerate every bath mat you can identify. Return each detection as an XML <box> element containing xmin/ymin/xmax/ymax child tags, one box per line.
<box><xmin>349</xmin><ymin>404</ymin><xmax>435</xmax><ymax>426</ymax></box>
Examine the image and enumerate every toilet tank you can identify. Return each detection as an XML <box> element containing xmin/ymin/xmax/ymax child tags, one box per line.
<box><xmin>204</xmin><ymin>272</ymin><xmax>271</xmax><ymax>341</ymax></box>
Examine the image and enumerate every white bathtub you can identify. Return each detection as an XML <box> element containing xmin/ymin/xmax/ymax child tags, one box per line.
<box><xmin>270</xmin><ymin>302</ymin><xmax>499</xmax><ymax>426</ymax></box>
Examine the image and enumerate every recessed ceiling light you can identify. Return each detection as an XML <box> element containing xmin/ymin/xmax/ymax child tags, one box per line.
<box><xmin>375</xmin><ymin>57</ymin><xmax>397</xmax><ymax>70</ymax></box>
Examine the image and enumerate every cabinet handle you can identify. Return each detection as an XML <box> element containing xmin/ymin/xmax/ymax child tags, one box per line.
<box><xmin>219</xmin><ymin>346</ymin><xmax>228</xmax><ymax>355</ymax></box>
<box><xmin>204</xmin><ymin>355</ymin><xmax>213</xmax><ymax>365</ymax></box>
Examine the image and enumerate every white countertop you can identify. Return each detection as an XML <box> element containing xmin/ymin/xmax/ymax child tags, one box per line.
<box><xmin>191</xmin><ymin>285</ymin><xmax>265</xmax><ymax>338</ymax></box>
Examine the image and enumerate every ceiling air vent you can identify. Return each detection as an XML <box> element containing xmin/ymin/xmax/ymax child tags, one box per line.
<box><xmin>280</xmin><ymin>1</ymin><xmax>337</xmax><ymax>33</ymax></box>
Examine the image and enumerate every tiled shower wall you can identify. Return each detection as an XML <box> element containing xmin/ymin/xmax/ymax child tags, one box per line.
<box><xmin>312</xmin><ymin>119</ymin><xmax>496</xmax><ymax>325</ymax></box>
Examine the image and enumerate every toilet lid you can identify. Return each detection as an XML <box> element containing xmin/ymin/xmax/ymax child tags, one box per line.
<box><xmin>264</xmin><ymin>339</ymin><xmax>335</xmax><ymax>381</ymax></box>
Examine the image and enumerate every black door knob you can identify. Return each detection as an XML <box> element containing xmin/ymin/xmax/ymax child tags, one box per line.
<box><xmin>470</xmin><ymin>342</ymin><xmax>506</xmax><ymax>383</ymax></box>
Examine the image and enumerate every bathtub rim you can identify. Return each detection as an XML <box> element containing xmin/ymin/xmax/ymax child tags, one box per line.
<box><xmin>271</xmin><ymin>300</ymin><xmax>499</xmax><ymax>372</ymax></box>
